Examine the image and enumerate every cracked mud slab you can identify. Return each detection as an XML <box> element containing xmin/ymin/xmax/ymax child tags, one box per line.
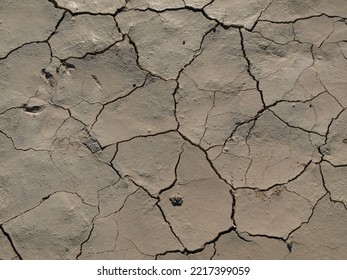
<box><xmin>49</xmin><ymin>14</ymin><xmax>122</xmax><ymax>60</ymax></box>
<box><xmin>0</xmin><ymin>0</ymin><xmax>347</xmax><ymax>260</ymax></box>
<box><xmin>116</xmin><ymin>9</ymin><xmax>216</xmax><ymax>80</ymax></box>
<box><xmin>55</xmin><ymin>0</ymin><xmax>125</xmax><ymax>14</ymax></box>
<box><xmin>3</xmin><ymin>192</ymin><xmax>97</xmax><ymax>259</ymax></box>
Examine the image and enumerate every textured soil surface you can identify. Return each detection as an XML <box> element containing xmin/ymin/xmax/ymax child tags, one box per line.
<box><xmin>1</xmin><ymin>0</ymin><xmax>347</xmax><ymax>260</ymax></box>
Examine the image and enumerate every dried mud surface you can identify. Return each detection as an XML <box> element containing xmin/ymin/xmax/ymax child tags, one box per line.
<box><xmin>0</xmin><ymin>0</ymin><xmax>347</xmax><ymax>260</ymax></box>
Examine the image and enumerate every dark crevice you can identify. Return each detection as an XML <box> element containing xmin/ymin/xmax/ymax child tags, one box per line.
<box><xmin>248</xmin><ymin>1</ymin><xmax>274</xmax><ymax>31</ymax></box>
<box><xmin>241</xmin><ymin>232</ymin><xmax>286</xmax><ymax>242</ymax></box>
<box><xmin>0</xmin><ymin>10</ymin><xmax>65</xmax><ymax>61</ymax></box>
<box><xmin>157</xmin><ymin>143</ymin><xmax>185</xmax><ymax>196</ymax></box>
<box><xmin>124</xmin><ymin>177</ymin><xmax>187</xmax><ymax>250</ymax></box>
<box><xmin>199</xmin><ymin>226</ymin><xmax>237</xmax><ymax>250</ymax></box>
<box><xmin>230</xmin><ymin>190</ymin><xmax>237</xmax><ymax>226</ymax></box>
<box><xmin>115</xmin><ymin>10</ymin><xmax>219</xmax><ymax>81</ymax></box>
<box><xmin>156</xmin><ymin>226</ymin><xmax>237</xmax><ymax>258</ymax></box>
<box><xmin>47</xmin><ymin>11</ymin><xmax>67</xmax><ymax>41</ymax></box>
<box><xmin>100</xmin><ymin>188</ymin><xmax>139</xmax><ymax>220</ymax></box>
<box><xmin>76</xmin><ymin>218</ymin><xmax>96</xmax><ymax>259</ymax></box>
<box><xmin>116</xmin><ymin>129</ymin><xmax>179</xmax><ymax>147</ymax></box>
<box><xmin>234</xmin><ymin>231</ymin><xmax>254</xmax><ymax>243</ymax></box>
<box><xmin>234</xmin><ymin>159</ymin><xmax>313</xmax><ymax>193</ymax></box>
<box><xmin>319</xmin><ymin>162</ymin><xmax>332</xmax><ymax>195</ymax></box>
<box><xmin>172</xmin><ymin>81</ymin><xmax>180</xmax><ymax>126</ymax></box>
<box><xmin>322</xmin><ymin>159</ymin><xmax>347</xmax><ymax>168</ymax></box>
<box><xmin>89</xmin><ymin>75</ymin><xmax>148</xmax><ymax>134</ymax></box>
<box><xmin>76</xmin><ymin>187</ymin><xmax>103</xmax><ymax>259</ymax></box>
<box><xmin>259</xmin><ymin>13</ymin><xmax>347</xmax><ymax>25</ymax></box>
<box><xmin>0</xmin><ymin>225</ymin><xmax>23</xmax><ymax>260</ymax></box>
<box><xmin>0</xmin><ymin>41</ymin><xmax>50</xmax><ymax>61</ymax></box>
<box><xmin>269</xmin><ymin>109</ymin><xmax>325</xmax><ymax>137</ymax></box>
<box><xmin>210</xmin><ymin>242</ymin><xmax>217</xmax><ymax>260</ymax></box>
<box><xmin>155</xmin><ymin>249</ymin><xmax>182</xmax><ymax>260</ymax></box>
<box><xmin>101</xmin><ymin>73</ymin><xmax>148</xmax><ymax>107</ymax></box>
<box><xmin>155</xmin><ymin>203</ymin><xmax>186</xmax><ymax>250</ymax></box>
<box><xmin>319</xmin><ymin>163</ymin><xmax>347</xmax><ymax>209</ymax></box>
<box><xmin>0</xmin><ymin>1</ymin><xmax>345</xmax><ymax>260</ymax></box>
<box><xmin>56</xmin><ymin>35</ymin><xmax>126</xmax><ymax>62</ymax></box>
<box><xmin>239</xmin><ymin>28</ymin><xmax>266</xmax><ymax>108</ymax></box>
<box><xmin>177</xmin><ymin>130</ymin><xmax>234</xmax><ymax>189</ymax></box>
<box><xmin>176</xmin><ymin>23</ymin><xmax>219</xmax><ymax>78</ymax></box>
<box><xmin>47</xmin><ymin>0</ymin><xmax>127</xmax><ymax>16</ymax></box>
<box><xmin>89</xmin><ymin>73</ymin><xmax>149</xmax><ymax>134</ymax></box>
<box><xmin>122</xmin><ymin>35</ymin><xmax>166</xmax><ymax>80</ymax></box>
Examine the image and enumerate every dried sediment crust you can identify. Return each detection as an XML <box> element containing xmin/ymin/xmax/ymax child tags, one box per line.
<box><xmin>177</xmin><ymin>27</ymin><xmax>262</xmax><ymax>149</ymax></box>
<box><xmin>313</xmin><ymin>43</ymin><xmax>347</xmax><ymax>107</ymax></box>
<box><xmin>114</xmin><ymin>132</ymin><xmax>184</xmax><ymax>196</ymax></box>
<box><xmin>55</xmin><ymin>0</ymin><xmax>125</xmax><ymax>13</ymax></box>
<box><xmin>159</xmin><ymin>143</ymin><xmax>233</xmax><ymax>251</ymax></box>
<box><xmin>0</xmin><ymin>98</ymin><xmax>69</xmax><ymax>150</ymax></box>
<box><xmin>204</xmin><ymin>0</ymin><xmax>272</xmax><ymax>29</ymax></box>
<box><xmin>293</xmin><ymin>15</ymin><xmax>334</xmax><ymax>47</ymax></box>
<box><xmin>3</xmin><ymin>192</ymin><xmax>97</xmax><ymax>259</ymax></box>
<box><xmin>271</xmin><ymin>92</ymin><xmax>343</xmax><ymax>135</ymax></box>
<box><xmin>98</xmin><ymin>179</ymin><xmax>138</xmax><ymax>218</ymax></box>
<box><xmin>234</xmin><ymin>187</ymin><xmax>314</xmax><ymax>238</ymax></box>
<box><xmin>210</xmin><ymin>110</ymin><xmax>319</xmax><ymax>189</ymax></box>
<box><xmin>51</xmin><ymin>40</ymin><xmax>147</xmax><ymax>107</ymax></box>
<box><xmin>1</xmin><ymin>0</ymin><xmax>347</xmax><ymax>260</ymax></box>
<box><xmin>157</xmin><ymin>243</ymin><xmax>215</xmax><ymax>260</ymax></box>
<box><xmin>91</xmin><ymin>77</ymin><xmax>177</xmax><ymax>146</ymax></box>
<box><xmin>0</xmin><ymin>228</ymin><xmax>18</xmax><ymax>260</ymax></box>
<box><xmin>0</xmin><ymin>43</ymin><xmax>51</xmax><ymax>113</ymax></box>
<box><xmin>321</xmin><ymin>109</ymin><xmax>347</xmax><ymax>166</ymax></box>
<box><xmin>321</xmin><ymin>162</ymin><xmax>347</xmax><ymax>206</ymax></box>
<box><xmin>49</xmin><ymin>14</ymin><xmax>122</xmax><ymax>59</ymax></box>
<box><xmin>116</xmin><ymin>10</ymin><xmax>216</xmax><ymax>79</ymax></box>
<box><xmin>287</xmin><ymin>195</ymin><xmax>347</xmax><ymax>259</ymax></box>
<box><xmin>214</xmin><ymin>231</ymin><xmax>288</xmax><ymax>259</ymax></box>
<box><xmin>116</xmin><ymin>188</ymin><xmax>184</xmax><ymax>255</ymax></box>
<box><xmin>242</xmin><ymin>30</ymin><xmax>313</xmax><ymax>105</ymax></box>
<box><xmin>0</xmin><ymin>0</ymin><xmax>63</xmax><ymax>58</ymax></box>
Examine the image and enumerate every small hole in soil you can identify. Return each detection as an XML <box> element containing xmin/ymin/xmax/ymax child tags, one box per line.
<box><xmin>23</xmin><ymin>105</ymin><xmax>44</xmax><ymax>113</ymax></box>
<box><xmin>41</xmin><ymin>69</ymin><xmax>53</xmax><ymax>79</ymax></box>
<box><xmin>170</xmin><ymin>195</ymin><xmax>183</xmax><ymax>207</ymax></box>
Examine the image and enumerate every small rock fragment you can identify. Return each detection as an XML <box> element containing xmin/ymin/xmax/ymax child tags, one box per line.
<box><xmin>169</xmin><ymin>195</ymin><xmax>184</xmax><ymax>207</ymax></box>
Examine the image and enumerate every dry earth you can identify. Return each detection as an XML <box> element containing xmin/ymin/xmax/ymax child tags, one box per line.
<box><xmin>0</xmin><ymin>0</ymin><xmax>347</xmax><ymax>260</ymax></box>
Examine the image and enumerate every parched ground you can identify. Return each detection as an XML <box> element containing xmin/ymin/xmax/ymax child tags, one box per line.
<box><xmin>0</xmin><ymin>0</ymin><xmax>347</xmax><ymax>260</ymax></box>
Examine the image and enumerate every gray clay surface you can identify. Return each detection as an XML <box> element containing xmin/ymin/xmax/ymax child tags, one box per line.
<box><xmin>0</xmin><ymin>0</ymin><xmax>346</xmax><ymax>260</ymax></box>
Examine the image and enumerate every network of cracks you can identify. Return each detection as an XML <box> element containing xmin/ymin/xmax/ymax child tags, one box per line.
<box><xmin>0</xmin><ymin>0</ymin><xmax>347</xmax><ymax>260</ymax></box>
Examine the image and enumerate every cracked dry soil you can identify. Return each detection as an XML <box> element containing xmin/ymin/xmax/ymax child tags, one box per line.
<box><xmin>0</xmin><ymin>0</ymin><xmax>347</xmax><ymax>260</ymax></box>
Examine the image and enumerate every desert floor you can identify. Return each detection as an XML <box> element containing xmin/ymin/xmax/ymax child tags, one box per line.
<box><xmin>0</xmin><ymin>0</ymin><xmax>347</xmax><ymax>260</ymax></box>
